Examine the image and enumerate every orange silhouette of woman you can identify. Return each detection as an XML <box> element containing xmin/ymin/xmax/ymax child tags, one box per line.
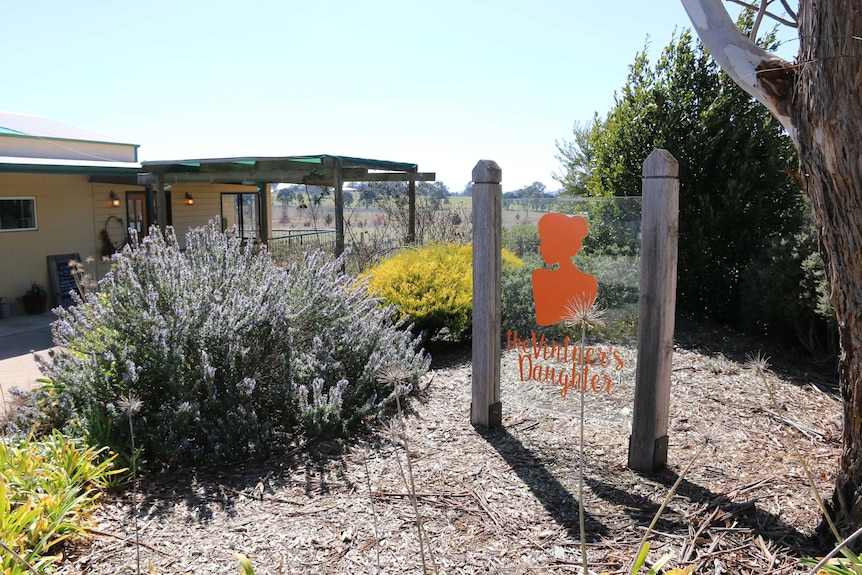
<box><xmin>531</xmin><ymin>213</ymin><xmax>598</xmax><ymax>326</ymax></box>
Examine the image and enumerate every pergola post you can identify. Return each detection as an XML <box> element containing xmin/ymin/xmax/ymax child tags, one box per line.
<box><xmin>333</xmin><ymin>158</ymin><xmax>345</xmax><ymax>256</ymax></box>
<box><xmin>154</xmin><ymin>173</ymin><xmax>167</xmax><ymax>235</ymax></box>
<box><xmin>408</xmin><ymin>177</ymin><xmax>416</xmax><ymax>243</ymax></box>
<box><xmin>471</xmin><ymin>159</ymin><xmax>503</xmax><ymax>428</ymax></box>
<box><xmin>628</xmin><ymin>149</ymin><xmax>679</xmax><ymax>472</ymax></box>
<box><xmin>257</xmin><ymin>182</ymin><xmax>270</xmax><ymax>244</ymax></box>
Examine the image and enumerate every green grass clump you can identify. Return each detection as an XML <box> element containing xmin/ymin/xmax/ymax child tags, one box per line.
<box><xmin>802</xmin><ymin>550</ymin><xmax>862</xmax><ymax>575</ymax></box>
<box><xmin>365</xmin><ymin>243</ymin><xmax>522</xmax><ymax>341</ymax></box>
<box><xmin>0</xmin><ymin>430</ymin><xmax>120</xmax><ymax>574</ymax></box>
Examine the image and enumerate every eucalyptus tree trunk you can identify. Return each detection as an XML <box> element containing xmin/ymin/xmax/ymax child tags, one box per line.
<box><xmin>681</xmin><ymin>0</ymin><xmax>862</xmax><ymax>532</ymax></box>
<box><xmin>793</xmin><ymin>3</ymin><xmax>862</xmax><ymax>532</ymax></box>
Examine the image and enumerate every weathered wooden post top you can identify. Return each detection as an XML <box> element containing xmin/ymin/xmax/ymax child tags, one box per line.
<box><xmin>471</xmin><ymin>159</ymin><xmax>503</xmax><ymax>428</ymax></box>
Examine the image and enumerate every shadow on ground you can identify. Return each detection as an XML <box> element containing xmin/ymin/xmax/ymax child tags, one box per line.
<box><xmin>479</xmin><ymin>421</ymin><xmax>828</xmax><ymax>557</ymax></box>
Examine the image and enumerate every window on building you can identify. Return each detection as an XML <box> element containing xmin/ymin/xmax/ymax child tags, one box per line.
<box><xmin>0</xmin><ymin>197</ymin><xmax>37</xmax><ymax>231</ymax></box>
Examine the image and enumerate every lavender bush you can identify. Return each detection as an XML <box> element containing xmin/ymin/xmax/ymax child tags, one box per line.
<box><xmin>27</xmin><ymin>221</ymin><xmax>429</xmax><ymax>468</ymax></box>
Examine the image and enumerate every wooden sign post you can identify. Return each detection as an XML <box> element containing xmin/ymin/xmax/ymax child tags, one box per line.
<box><xmin>471</xmin><ymin>160</ymin><xmax>503</xmax><ymax>428</ymax></box>
<box><xmin>628</xmin><ymin>149</ymin><xmax>679</xmax><ymax>472</ymax></box>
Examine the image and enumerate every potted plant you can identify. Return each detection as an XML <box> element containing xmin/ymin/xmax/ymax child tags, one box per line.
<box><xmin>21</xmin><ymin>282</ymin><xmax>48</xmax><ymax>315</ymax></box>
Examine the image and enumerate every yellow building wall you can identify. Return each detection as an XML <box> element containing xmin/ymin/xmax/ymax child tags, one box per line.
<box><xmin>91</xmin><ymin>182</ymin><xmax>140</xmax><ymax>280</ymax></box>
<box><xmin>0</xmin><ymin>176</ymin><xmax>273</xmax><ymax>316</ymax></box>
<box><xmin>0</xmin><ymin>173</ymin><xmax>145</xmax><ymax>313</ymax></box>
<box><xmin>169</xmin><ymin>183</ymin><xmax>231</xmax><ymax>244</ymax></box>
<box><xmin>169</xmin><ymin>183</ymin><xmax>270</xmax><ymax>247</ymax></box>
<box><xmin>0</xmin><ymin>173</ymin><xmax>93</xmax><ymax>310</ymax></box>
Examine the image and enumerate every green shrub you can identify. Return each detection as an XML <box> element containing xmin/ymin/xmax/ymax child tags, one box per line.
<box><xmin>365</xmin><ymin>243</ymin><xmax>522</xmax><ymax>341</ymax></box>
<box><xmin>26</xmin><ymin>222</ymin><xmax>429</xmax><ymax>469</ymax></box>
<box><xmin>502</xmin><ymin>223</ymin><xmax>541</xmax><ymax>259</ymax></box>
<box><xmin>578</xmin><ymin>245</ymin><xmax>640</xmax><ymax>310</ymax></box>
<box><xmin>578</xmin><ymin>197</ymin><xmax>642</xmax><ymax>255</ymax></box>
<box><xmin>501</xmin><ymin>257</ymin><xmax>539</xmax><ymax>336</ymax></box>
<box><xmin>740</xmin><ymin>217</ymin><xmax>837</xmax><ymax>358</ymax></box>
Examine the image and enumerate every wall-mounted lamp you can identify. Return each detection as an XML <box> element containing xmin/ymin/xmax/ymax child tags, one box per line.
<box><xmin>185</xmin><ymin>192</ymin><xmax>195</xmax><ymax>206</ymax></box>
<box><xmin>109</xmin><ymin>190</ymin><xmax>121</xmax><ymax>208</ymax></box>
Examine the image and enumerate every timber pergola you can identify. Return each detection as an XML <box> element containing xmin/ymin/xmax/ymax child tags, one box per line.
<box><xmin>138</xmin><ymin>154</ymin><xmax>436</xmax><ymax>255</ymax></box>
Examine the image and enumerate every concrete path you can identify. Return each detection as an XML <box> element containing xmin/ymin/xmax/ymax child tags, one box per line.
<box><xmin>0</xmin><ymin>312</ymin><xmax>56</xmax><ymax>415</ymax></box>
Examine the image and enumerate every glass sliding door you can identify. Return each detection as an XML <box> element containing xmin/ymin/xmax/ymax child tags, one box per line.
<box><xmin>221</xmin><ymin>192</ymin><xmax>260</xmax><ymax>243</ymax></box>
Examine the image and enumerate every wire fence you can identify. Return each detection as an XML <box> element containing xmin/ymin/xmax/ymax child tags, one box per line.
<box><xmin>270</xmin><ymin>229</ymin><xmax>337</xmax><ymax>249</ymax></box>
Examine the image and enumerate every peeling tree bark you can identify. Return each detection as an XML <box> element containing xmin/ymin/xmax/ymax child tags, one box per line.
<box><xmin>681</xmin><ymin>0</ymin><xmax>797</xmax><ymax>138</ymax></box>
<box><xmin>682</xmin><ymin>0</ymin><xmax>862</xmax><ymax>534</ymax></box>
<box><xmin>793</xmin><ymin>2</ymin><xmax>862</xmax><ymax>534</ymax></box>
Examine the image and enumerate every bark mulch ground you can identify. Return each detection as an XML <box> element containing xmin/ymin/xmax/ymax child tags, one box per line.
<box><xmin>58</xmin><ymin>323</ymin><xmax>841</xmax><ymax>574</ymax></box>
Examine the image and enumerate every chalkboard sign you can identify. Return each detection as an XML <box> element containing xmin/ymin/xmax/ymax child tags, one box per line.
<box><xmin>48</xmin><ymin>253</ymin><xmax>81</xmax><ymax>308</ymax></box>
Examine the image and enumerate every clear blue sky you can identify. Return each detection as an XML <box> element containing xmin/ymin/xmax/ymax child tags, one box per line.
<box><xmin>2</xmin><ymin>1</ymin><xmax>797</xmax><ymax>192</ymax></box>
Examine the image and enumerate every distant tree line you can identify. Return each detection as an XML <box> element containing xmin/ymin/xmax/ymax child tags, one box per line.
<box><xmin>502</xmin><ymin>181</ymin><xmax>556</xmax><ymax>212</ymax></box>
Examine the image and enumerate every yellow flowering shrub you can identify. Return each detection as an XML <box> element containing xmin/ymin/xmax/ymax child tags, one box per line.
<box><xmin>365</xmin><ymin>243</ymin><xmax>522</xmax><ymax>340</ymax></box>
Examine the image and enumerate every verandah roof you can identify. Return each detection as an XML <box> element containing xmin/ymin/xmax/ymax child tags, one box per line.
<box><xmin>138</xmin><ymin>154</ymin><xmax>436</xmax><ymax>254</ymax></box>
<box><xmin>139</xmin><ymin>154</ymin><xmax>435</xmax><ymax>186</ymax></box>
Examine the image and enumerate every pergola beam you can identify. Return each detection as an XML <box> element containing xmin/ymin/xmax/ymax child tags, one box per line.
<box><xmin>137</xmin><ymin>169</ymin><xmax>436</xmax><ymax>186</ymax></box>
<box><xmin>350</xmin><ymin>172</ymin><xmax>436</xmax><ymax>182</ymax></box>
